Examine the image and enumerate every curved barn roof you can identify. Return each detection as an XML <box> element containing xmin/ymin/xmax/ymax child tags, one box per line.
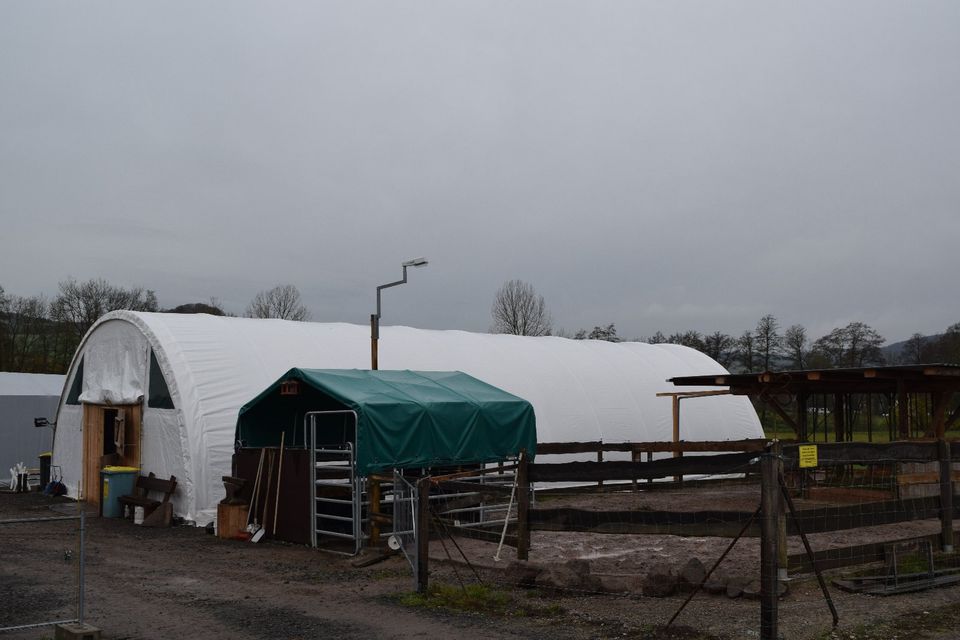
<box><xmin>54</xmin><ymin>311</ymin><xmax>761</xmax><ymax>521</ymax></box>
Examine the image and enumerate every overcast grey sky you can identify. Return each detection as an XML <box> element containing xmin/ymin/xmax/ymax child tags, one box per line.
<box><xmin>2</xmin><ymin>1</ymin><xmax>958</xmax><ymax>343</ymax></box>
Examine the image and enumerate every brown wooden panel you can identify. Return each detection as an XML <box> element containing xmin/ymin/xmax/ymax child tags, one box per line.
<box><xmin>81</xmin><ymin>405</ymin><xmax>103</xmax><ymax>506</ymax></box>
<box><xmin>782</xmin><ymin>441</ymin><xmax>939</xmax><ymax>467</ymax></box>
<box><xmin>235</xmin><ymin>448</ymin><xmax>311</xmax><ymax>545</ymax></box>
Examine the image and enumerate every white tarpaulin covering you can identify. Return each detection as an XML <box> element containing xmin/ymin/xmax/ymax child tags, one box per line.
<box><xmin>53</xmin><ymin>311</ymin><xmax>762</xmax><ymax>524</ymax></box>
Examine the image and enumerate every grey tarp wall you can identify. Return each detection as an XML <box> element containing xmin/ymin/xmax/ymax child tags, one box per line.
<box><xmin>0</xmin><ymin>373</ymin><xmax>64</xmax><ymax>471</ymax></box>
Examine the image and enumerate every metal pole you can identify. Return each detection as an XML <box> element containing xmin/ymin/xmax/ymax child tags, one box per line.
<box><xmin>370</xmin><ymin>314</ymin><xmax>379</xmax><ymax>370</ymax></box>
<box><xmin>78</xmin><ymin>509</ymin><xmax>86</xmax><ymax>625</ymax></box>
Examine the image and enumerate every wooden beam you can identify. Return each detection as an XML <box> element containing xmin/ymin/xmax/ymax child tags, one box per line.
<box><xmin>898</xmin><ymin>380</ymin><xmax>910</xmax><ymax>439</ymax></box>
<box><xmin>655</xmin><ymin>390</ymin><xmax>731</xmax><ymax>398</ymax></box>
<box><xmin>947</xmin><ymin>401</ymin><xmax>960</xmax><ymax>430</ymax></box>
<box><xmin>930</xmin><ymin>391</ymin><xmax>949</xmax><ymax>439</ymax></box>
<box><xmin>756</xmin><ymin>393</ymin><xmax>799</xmax><ymax>436</ymax></box>
<box><xmin>925</xmin><ymin>367</ymin><xmax>960</xmax><ymax>377</ymax></box>
<box><xmin>797</xmin><ymin>393</ymin><xmax>808</xmax><ymax>442</ymax></box>
<box><xmin>536</xmin><ymin>439</ymin><xmax>771</xmax><ymax>455</ymax></box>
<box><xmin>528</xmin><ymin>451</ymin><xmax>758</xmax><ymax>483</ymax></box>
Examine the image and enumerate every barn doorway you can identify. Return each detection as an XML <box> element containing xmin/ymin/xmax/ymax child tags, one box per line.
<box><xmin>81</xmin><ymin>403</ymin><xmax>142</xmax><ymax>508</ymax></box>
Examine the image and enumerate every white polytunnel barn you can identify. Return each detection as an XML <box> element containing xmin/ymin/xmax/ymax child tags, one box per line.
<box><xmin>51</xmin><ymin>311</ymin><xmax>762</xmax><ymax>524</ymax></box>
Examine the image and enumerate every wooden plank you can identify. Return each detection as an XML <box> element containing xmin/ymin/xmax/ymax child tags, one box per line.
<box><xmin>434</xmin><ymin>480</ymin><xmax>512</xmax><ymax>501</ymax></box>
<box><xmin>536</xmin><ymin>441</ymin><xmax>602</xmax><ymax>455</ymax></box>
<box><xmin>516</xmin><ymin>450</ymin><xmax>530</xmax><ymax>560</ymax></box>
<box><xmin>527</xmin><ymin>497</ymin><xmax>960</xmax><ymax>538</ymax></box>
<box><xmin>760</xmin><ymin>452</ymin><xmax>779</xmax><ymax>640</ymax></box>
<box><xmin>897</xmin><ymin>472</ymin><xmax>944</xmax><ymax>485</ymax></box>
<box><xmin>788</xmin><ymin>496</ymin><xmax>950</xmax><ymax>534</ymax></box>
<box><xmin>528</xmin><ymin>509</ymin><xmax>760</xmax><ymax>537</ymax></box>
<box><xmin>529</xmin><ymin>451</ymin><xmax>758</xmax><ymax>483</ymax></box>
<box><xmin>655</xmin><ymin>390</ymin><xmax>731</xmax><ymax>398</ymax></box>
<box><xmin>536</xmin><ymin>439</ymin><xmax>770</xmax><ymax>455</ymax></box>
<box><xmin>782</xmin><ymin>441</ymin><xmax>939</xmax><ymax>466</ymax></box>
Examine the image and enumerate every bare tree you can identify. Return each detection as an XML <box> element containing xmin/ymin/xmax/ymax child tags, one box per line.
<box><xmin>810</xmin><ymin>322</ymin><xmax>885</xmax><ymax>368</ymax></box>
<box><xmin>490</xmin><ymin>280</ymin><xmax>551</xmax><ymax>336</ymax></box>
<box><xmin>702</xmin><ymin>331</ymin><xmax>735</xmax><ymax>368</ymax></box>
<box><xmin>245</xmin><ymin>284</ymin><xmax>311</xmax><ymax>321</ymax></box>
<box><xmin>735</xmin><ymin>330</ymin><xmax>756</xmax><ymax>372</ymax></box>
<box><xmin>900</xmin><ymin>333</ymin><xmax>926</xmax><ymax>364</ymax></box>
<box><xmin>783</xmin><ymin>324</ymin><xmax>808</xmax><ymax>369</ymax></box>
<box><xmin>754</xmin><ymin>314</ymin><xmax>782</xmax><ymax>370</ymax></box>
<box><xmin>51</xmin><ymin>277</ymin><xmax>158</xmax><ymax>340</ymax></box>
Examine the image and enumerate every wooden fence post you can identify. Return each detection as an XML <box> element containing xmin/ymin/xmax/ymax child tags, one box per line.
<box><xmin>760</xmin><ymin>449</ymin><xmax>780</xmax><ymax>640</ymax></box>
<box><xmin>517</xmin><ymin>450</ymin><xmax>530</xmax><ymax>561</ymax></box>
<box><xmin>940</xmin><ymin>439</ymin><xmax>954</xmax><ymax>553</ymax></box>
<box><xmin>416</xmin><ymin>476</ymin><xmax>431</xmax><ymax>593</ymax></box>
<box><xmin>774</xmin><ymin>441</ymin><xmax>788</xmax><ymax>580</ymax></box>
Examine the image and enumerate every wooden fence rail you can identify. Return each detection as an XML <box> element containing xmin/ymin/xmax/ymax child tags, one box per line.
<box><xmin>528</xmin><ymin>451</ymin><xmax>758</xmax><ymax>483</ymax></box>
<box><xmin>536</xmin><ymin>439</ymin><xmax>770</xmax><ymax>455</ymax></box>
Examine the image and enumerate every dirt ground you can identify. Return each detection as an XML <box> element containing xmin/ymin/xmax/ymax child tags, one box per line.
<box><xmin>2</xmin><ymin>491</ymin><xmax>959</xmax><ymax>640</ymax></box>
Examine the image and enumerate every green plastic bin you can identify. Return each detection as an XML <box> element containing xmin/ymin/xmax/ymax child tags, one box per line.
<box><xmin>101</xmin><ymin>466</ymin><xmax>139</xmax><ymax>518</ymax></box>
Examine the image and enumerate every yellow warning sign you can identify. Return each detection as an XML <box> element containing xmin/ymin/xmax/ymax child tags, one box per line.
<box><xmin>798</xmin><ymin>445</ymin><xmax>818</xmax><ymax>468</ymax></box>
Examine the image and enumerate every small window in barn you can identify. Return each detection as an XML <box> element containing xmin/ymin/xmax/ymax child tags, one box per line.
<box><xmin>148</xmin><ymin>350</ymin><xmax>175</xmax><ymax>409</ymax></box>
<box><xmin>66</xmin><ymin>358</ymin><xmax>84</xmax><ymax>405</ymax></box>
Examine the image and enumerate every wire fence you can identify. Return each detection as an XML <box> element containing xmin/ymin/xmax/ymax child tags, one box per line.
<box><xmin>0</xmin><ymin>510</ymin><xmax>86</xmax><ymax>634</ymax></box>
<box><xmin>407</xmin><ymin>439</ymin><xmax>958</xmax><ymax>640</ymax></box>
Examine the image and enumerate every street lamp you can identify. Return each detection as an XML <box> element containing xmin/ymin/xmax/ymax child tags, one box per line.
<box><xmin>371</xmin><ymin>257</ymin><xmax>428</xmax><ymax>369</ymax></box>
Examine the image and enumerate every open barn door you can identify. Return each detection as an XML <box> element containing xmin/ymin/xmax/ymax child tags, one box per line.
<box><xmin>81</xmin><ymin>403</ymin><xmax>141</xmax><ymax>508</ymax></box>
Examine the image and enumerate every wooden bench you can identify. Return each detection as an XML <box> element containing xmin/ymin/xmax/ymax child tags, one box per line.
<box><xmin>118</xmin><ymin>473</ymin><xmax>177</xmax><ymax>527</ymax></box>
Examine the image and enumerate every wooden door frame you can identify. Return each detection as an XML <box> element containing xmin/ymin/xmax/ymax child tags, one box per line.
<box><xmin>81</xmin><ymin>402</ymin><xmax>143</xmax><ymax>506</ymax></box>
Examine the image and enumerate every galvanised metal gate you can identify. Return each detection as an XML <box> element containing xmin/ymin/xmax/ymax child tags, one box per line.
<box><xmin>307</xmin><ymin>410</ymin><xmax>366</xmax><ymax>555</ymax></box>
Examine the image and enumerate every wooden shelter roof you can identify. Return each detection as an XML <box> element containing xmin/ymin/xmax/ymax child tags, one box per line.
<box><xmin>668</xmin><ymin>364</ymin><xmax>960</xmax><ymax>396</ymax></box>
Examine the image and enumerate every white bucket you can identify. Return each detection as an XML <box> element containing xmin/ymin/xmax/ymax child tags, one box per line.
<box><xmin>134</xmin><ymin>506</ymin><xmax>144</xmax><ymax>525</ymax></box>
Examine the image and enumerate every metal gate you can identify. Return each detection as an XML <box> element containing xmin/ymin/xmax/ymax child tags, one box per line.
<box><xmin>391</xmin><ymin>471</ymin><xmax>419</xmax><ymax>580</ymax></box>
<box><xmin>307</xmin><ymin>410</ymin><xmax>366</xmax><ymax>554</ymax></box>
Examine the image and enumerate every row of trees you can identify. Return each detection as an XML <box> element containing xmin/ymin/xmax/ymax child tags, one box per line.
<box><xmin>490</xmin><ymin>280</ymin><xmax>960</xmax><ymax>371</ymax></box>
<box><xmin>643</xmin><ymin>315</ymin><xmax>888</xmax><ymax>371</ymax></box>
<box><xmin>0</xmin><ymin>279</ymin><xmax>311</xmax><ymax>374</ymax></box>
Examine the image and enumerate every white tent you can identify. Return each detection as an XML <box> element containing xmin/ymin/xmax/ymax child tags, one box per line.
<box><xmin>52</xmin><ymin>311</ymin><xmax>762</xmax><ymax>523</ymax></box>
<box><xmin>0</xmin><ymin>372</ymin><xmax>64</xmax><ymax>471</ymax></box>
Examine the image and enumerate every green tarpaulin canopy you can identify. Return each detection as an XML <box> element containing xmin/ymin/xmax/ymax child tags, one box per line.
<box><xmin>237</xmin><ymin>369</ymin><xmax>536</xmax><ymax>475</ymax></box>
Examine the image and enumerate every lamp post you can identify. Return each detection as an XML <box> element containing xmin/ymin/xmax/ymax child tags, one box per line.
<box><xmin>371</xmin><ymin>257</ymin><xmax>428</xmax><ymax>370</ymax></box>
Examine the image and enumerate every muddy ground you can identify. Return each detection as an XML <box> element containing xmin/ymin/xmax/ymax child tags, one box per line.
<box><xmin>2</xmin><ymin>490</ymin><xmax>959</xmax><ymax>640</ymax></box>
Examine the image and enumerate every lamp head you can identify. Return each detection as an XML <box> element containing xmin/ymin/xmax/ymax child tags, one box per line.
<box><xmin>401</xmin><ymin>257</ymin><xmax>429</xmax><ymax>268</ymax></box>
